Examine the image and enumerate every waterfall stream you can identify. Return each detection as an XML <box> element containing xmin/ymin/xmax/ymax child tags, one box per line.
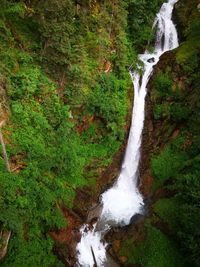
<box><xmin>76</xmin><ymin>0</ymin><xmax>179</xmax><ymax>266</ymax></box>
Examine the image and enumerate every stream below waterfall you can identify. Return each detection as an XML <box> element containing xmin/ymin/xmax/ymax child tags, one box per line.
<box><xmin>76</xmin><ymin>0</ymin><xmax>179</xmax><ymax>266</ymax></box>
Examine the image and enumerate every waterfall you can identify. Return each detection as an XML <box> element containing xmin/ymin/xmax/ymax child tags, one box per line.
<box><xmin>76</xmin><ymin>0</ymin><xmax>179</xmax><ymax>266</ymax></box>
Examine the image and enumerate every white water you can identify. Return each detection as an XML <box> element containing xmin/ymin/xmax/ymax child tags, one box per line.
<box><xmin>77</xmin><ymin>0</ymin><xmax>179</xmax><ymax>266</ymax></box>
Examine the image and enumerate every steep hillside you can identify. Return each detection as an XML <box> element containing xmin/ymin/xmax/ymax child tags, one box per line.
<box><xmin>0</xmin><ymin>0</ymin><xmax>164</xmax><ymax>266</ymax></box>
<box><xmin>118</xmin><ymin>1</ymin><xmax>200</xmax><ymax>266</ymax></box>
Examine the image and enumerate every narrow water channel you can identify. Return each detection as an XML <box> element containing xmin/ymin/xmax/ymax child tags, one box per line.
<box><xmin>77</xmin><ymin>1</ymin><xmax>179</xmax><ymax>266</ymax></box>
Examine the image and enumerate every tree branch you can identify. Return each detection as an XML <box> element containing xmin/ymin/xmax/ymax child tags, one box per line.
<box><xmin>91</xmin><ymin>246</ymin><xmax>98</xmax><ymax>267</ymax></box>
<box><xmin>0</xmin><ymin>120</ymin><xmax>11</xmax><ymax>172</ymax></box>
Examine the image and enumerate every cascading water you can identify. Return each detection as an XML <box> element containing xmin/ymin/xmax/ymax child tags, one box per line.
<box><xmin>76</xmin><ymin>0</ymin><xmax>179</xmax><ymax>266</ymax></box>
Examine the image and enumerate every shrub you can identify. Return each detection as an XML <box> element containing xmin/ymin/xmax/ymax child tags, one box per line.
<box><xmin>151</xmin><ymin>145</ymin><xmax>186</xmax><ymax>181</ymax></box>
<box><xmin>119</xmin><ymin>222</ymin><xmax>185</xmax><ymax>267</ymax></box>
<box><xmin>154</xmin><ymin>72</ymin><xmax>172</xmax><ymax>96</ymax></box>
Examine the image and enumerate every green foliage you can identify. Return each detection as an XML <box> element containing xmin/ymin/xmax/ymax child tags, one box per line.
<box><xmin>1</xmin><ymin>1</ymin><xmax>25</xmax><ymax>18</ymax></box>
<box><xmin>149</xmin><ymin>2</ymin><xmax>200</xmax><ymax>266</ymax></box>
<box><xmin>0</xmin><ymin>55</ymin><xmax>84</xmax><ymax>264</ymax></box>
<box><xmin>153</xmin><ymin>198</ymin><xmax>179</xmax><ymax>229</ymax></box>
<box><xmin>87</xmin><ymin>74</ymin><xmax>128</xmax><ymax>140</ymax></box>
<box><xmin>174</xmin><ymin>171</ymin><xmax>200</xmax><ymax>266</ymax></box>
<box><xmin>1</xmin><ymin>236</ymin><xmax>64</xmax><ymax>267</ymax></box>
<box><xmin>33</xmin><ymin>0</ymin><xmax>133</xmax><ymax>104</ymax></box>
<box><xmin>153</xmin><ymin>104</ymin><xmax>162</xmax><ymax>120</ymax></box>
<box><xmin>170</xmin><ymin>102</ymin><xmax>189</xmax><ymax>122</ymax></box>
<box><xmin>153</xmin><ymin>102</ymin><xmax>171</xmax><ymax>120</ymax></box>
<box><xmin>151</xmin><ymin>62</ymin><xmax>194</xmax><ymax>123</ymax></box>
<box><xmin>175</xmin><ymin>0</ymin><xmax>200</xmax><ymax>65</ymax></box>
<box><xmin>3</xmin><ymin>0</ymin><xmax>199</xmax><ymax>266</ymax></box>
<box><xmin>135</xmin><ymin>223</ymin><xmax>185</xmax><ymax>267</ymax></box>
<box><xmin>151</xmin><ymin>143</ymin><xmax>187</xmax><ymax>182</ymax></box>
<box><xmin>153</xmin><ymin>102</ymin><xmax>189</xmax><ymax>122</ymax></box>
<box><xmin>0</xmin><ymin>2</ymin><xmax>86</xmax><ymax>264</ymax></box>
<box><xmin>154</xmin><ymin>72</ymin><xmax>173</xmax><ymax>96</ymax></box>
<box><xmin>127</xmin><ymin>0</ymin><xmax>164</xmax><ymax>49</ymax></box>
<box><xmin>120</xmin><ymin>221</ymin><xmax>185</xmax><ymax>267</ymax></box>
<box><xmin>0</xmin><ymin>56</ymin><xmax>87</xmax><ymax>232</ymax></box>
<box><xmin>0</xmin><ymin>0</ymin><xmax>143</xmax><ymax>264</ymax></box>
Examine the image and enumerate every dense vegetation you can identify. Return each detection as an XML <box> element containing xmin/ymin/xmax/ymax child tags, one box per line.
<box><xmin>1</xmin><ymin>0</ymin><xmax>199</xmax><ymax>266</ymax></box>
<box><xmin>119</xmin><ymin>0</ymin><xmax>200</xmax><ymax>266</ymax></box>
<box><xmin>0</xmin><ymin>0</ymin><xmax>166</xmax><ymax>266</ymax></box>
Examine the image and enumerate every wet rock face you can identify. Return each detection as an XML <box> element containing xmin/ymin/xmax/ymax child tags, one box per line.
<box><xmin>87</xmin><ymin>203</ymin><xmax>103</xmax><ymax>225</ymax></box>
<box><xmin>147</xmin><ymin>57</ymin><xmax>155</xmax><ymax>63</ymax></box>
